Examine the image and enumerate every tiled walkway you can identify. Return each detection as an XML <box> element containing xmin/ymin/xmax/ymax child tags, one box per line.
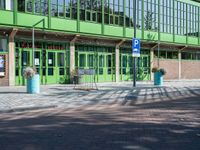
<box><xmin>0</xmin><ymin>80</ymin><xmax>199</xmax><ymax>112</ymax></box>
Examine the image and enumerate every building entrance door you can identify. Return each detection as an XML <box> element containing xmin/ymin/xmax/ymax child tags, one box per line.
<box><xmin>121</xmin><ymin>54</ymin><xmax>133</xmax><ymax>81</ymax></box>
<box><xmin>46</xmin><ymin>51</ymin><xmax>67</xmax><ymax>84</ymax></box>
<box><xmin>97</xmin><ymin>53</ymin><xmax>114</xmax><ymax>82</ymax></box>
<box><xmin>137</xmin><ymin>55</ymin><xmax>150</xmax><ymax>80</ymax></box>
<box><xmin>78</xmin><ymin>52</ymin><xmax>96</xmax><ymax>83</ymax></box>
<box><xmin>15</xmin><ymin>48</ymin><xmax>43</xmax><ymax>85</ymax></box>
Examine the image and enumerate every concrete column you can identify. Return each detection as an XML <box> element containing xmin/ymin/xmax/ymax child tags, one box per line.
<box><xmin>150</xmin><ymin>49</ymin><xmax>154</xmax><ymax>81</ymax></box>
<box><xmin>70</xmin><ymin>42</ymin><xmax>75</xmax><ymax>77</ymax></box>
<box><xmin>8</xmin><ymin>39</ymin><xmax>15</xmax><ymax>86</ymax></box>
<box><xmin>178</xmin><ymin>50</ymin><xmax>181</xmax><ymax>80</ymax></box>
<box><xmin>115</xmin><ymin>46</ymin><xmax>120</xmax><ymax>82</ymax></box>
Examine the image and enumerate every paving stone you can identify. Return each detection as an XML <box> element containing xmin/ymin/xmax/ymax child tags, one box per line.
<box><xmin>0</xmin><ymin>80</ymin><xmax>199</xmax><ymax>112</ymax></box>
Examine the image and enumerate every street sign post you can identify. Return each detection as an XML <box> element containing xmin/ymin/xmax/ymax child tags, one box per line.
<box><xmin>132</xmin><ymin>38</ymin><xmax>140</xmax><ymax>57</ymax></box>
<box><xmin>132</xmin><ymin>38</ymin><xmax>140</xmax><ymax>87</ymax></box>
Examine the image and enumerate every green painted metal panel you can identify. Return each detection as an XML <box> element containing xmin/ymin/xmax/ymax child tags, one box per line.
<box><xmin>104</xmin><ymin>25</ymin><xmax>123</xmax><ymax>37</ymax></box>
<box><xmin>17</xmin><ymin>13</ymin><xmax>48</xmax><ymax>28</ymax></box>
<box><xmin>136</xmin><ymin>29</ymin><xmax>142</xmax><ymax>39</ymax></box>
<box><xmin>51</xmin><ymin>18</ymin><xmax>77</xmax><ymax>32</ymax></box>
<box><xmin>144</xmin><ymin>31</ymin><xmax>158</xmax><ymax>41</ymax></box>
<box><xmin>126</xmin><ymin>28</ymin><xmax>142</xmax><ymax>39</ymax></box>
<box><xmin>80</xmin><ymin>22</ymin><xmax>101</xmax><ymax>34</ymax></box>
<box><xmin>188</xmin><ymin>37</ymin><xmax>198</xmax><ymax>45</ymax></box>
<box><xmin>125</xmin><ymin>28</ymin><xmax>134</xmax><ymax>38</ymax></box>
<box><xmin>160</xmin><ymin>33</ymin><xmax>174</xmax><ymax>42</ymax></box>
<box><xmin>174</xmin><ymin>35</ymin><xmax>187</xmax><ymax>44</ymax></box>
<box><xmin>0</xmin><ymin>10</ymin><xmax>13</xmax><ymax>24</ymax></box>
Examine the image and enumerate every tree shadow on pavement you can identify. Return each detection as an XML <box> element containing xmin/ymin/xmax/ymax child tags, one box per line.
<box><xmin>0</xmin><ymin>95</ymin><xmax>200</xmax><ymax>150</ymax></box>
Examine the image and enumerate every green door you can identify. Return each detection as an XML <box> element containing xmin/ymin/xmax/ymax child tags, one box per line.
<box><xmin>46</xmin><ymin>51</ymin><xmax>68</xmax><ymax>84</ymax></box>
<box><xmin>57</xmin><ymin>52</ymin><xmax>68</xmax><ymax>84</ymax></box>
<box><xmin>78</xmin><ymin>52</ymin><xmax>96</xmax><ymax>83</ymax></box>
<box><xmin>97</xmin><ymin>53</ymin><xmax>105</xmax><ymax>82</ymax></box>
<box><xmin>121</xmin><ymin>54</ymin><xmax>133</xmax><ymax>81</ymax></box>
<box><xmin>106</xmin><ymin>53</ymin><xmax>114</xmax><ymax>82</ymax></box>
<box><xmin>137</xmin><ymin>55</ymin><xmax>150</xmax><ymax>80</ymax></box>
<box><xmin>15</xmin><ymin>48</ymin><xmax>42</xmax><ymax>85</ymax></box>
<box><xmin>97</xmin><ymin>53</ymin><xmax>114</xmax><ymax>82</ymax></box>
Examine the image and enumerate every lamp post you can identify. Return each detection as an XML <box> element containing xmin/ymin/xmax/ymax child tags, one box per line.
<box><xmin>133</xmin><ymin>0</ymin><xmax>137</xmax><ymax>87</ymax></box>
<box><xmin>32</xmin><ymin>19</ymin><xmax>45</xmax><ymax>67</ymax></box>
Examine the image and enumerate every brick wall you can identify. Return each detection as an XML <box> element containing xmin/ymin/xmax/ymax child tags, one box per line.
<box><xmin>153</xmin><ymin>59</ymin><xmax>179</xmax><ymax>80</ymax></box>
<box><xmin>181</xmin><ymin>61</ymin><xmax>200</xmax><ymax>79</ymax></box>
<box><xmin>0</xmin><ymin>54</ymin><xmax>9</xmax><ymax>86</ymax></box>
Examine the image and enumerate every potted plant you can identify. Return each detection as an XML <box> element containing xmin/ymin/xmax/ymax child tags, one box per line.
<box><xmin>23</xmin><ymin>66</ymin><xmax>40</xmax><ymax>94</ymax></box>
<box><xmin>152</xmin><ymin>67</ymin><xmax>166</xmax><ymax>86</ymax></box>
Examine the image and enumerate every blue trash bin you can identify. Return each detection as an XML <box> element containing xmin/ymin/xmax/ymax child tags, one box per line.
<box><xmin>27</xmin><ymin>74</ymin><xmax>40</xmax><ymax>94</ymax></box>
<box><xmin>154</xmin><ymin>71</ymin><xmax>163</xmax><ymax>86</ymax></box>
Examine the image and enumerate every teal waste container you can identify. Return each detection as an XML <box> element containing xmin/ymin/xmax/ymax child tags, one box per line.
<box><xmin>154</xmin><ymin>72</ymin><xmax>163</xmax><ymax>86</ymax></box>
<box><xmin>27</xmin><ymin>74</ymin><xmax>40</xmax><ymax>94</ymax></box>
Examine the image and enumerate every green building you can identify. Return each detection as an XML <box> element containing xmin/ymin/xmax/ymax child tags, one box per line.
<box><xmin>0</xmin><ymin>0</ymin><xmax>200</xmax><ymax>86</ymax></box>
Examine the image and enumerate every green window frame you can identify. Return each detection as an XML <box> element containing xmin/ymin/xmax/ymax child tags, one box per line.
<box><xmin>182</xmin><ymin>51</ymin><xmax>200</xmax><ymax>61</ymax></box>
<box><xmin>80</xmin><ymin>0</ymin><xmax>101</xmax><ymax>23</ymax></box>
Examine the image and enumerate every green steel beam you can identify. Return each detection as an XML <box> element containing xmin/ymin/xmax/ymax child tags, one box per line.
<box><xmin>158</xmin><ymin>0</ymin><xmax>160</xmax><ymax>41</ymax></box>
<box><xmin>102</xmin><ymin>0</ymin><xmax>105</xmax><ymax>35</ymax></box>
<box><xmin>186</xmin><ymin>2</ymin><xmax>188</xmax><ymax>45</ymax></box>
<box><xmin>123</xmin><ymin>0</ymin><xmax>125</xmax><ymax>37</ymax></box>
<box><xmin>199</xmin><ymin>7</ymin><xmax>200</xmax><ymax>44</ymax></box>
<box><xmin>173</xmin><ymin>0</ymin><xmax>175</xmax><ymax>43</ymax></box>
<box><xmin>77</xmin><ymin>0</ymin><xmax>80</xmax><ymax>32</ymax></box>
<box><xmin>13</xmin><ymin>0</ymin><xmax>17</xmax><ymax>25</ymax></box>
<box><xmin>141</xmin><ymin>0</ymin><xmax>144</xmax><ymax>39</ymax></box>
<box><xmin>48</xmin><ymin>0</ymin><xmax>51</xmax><ymax>28</ymax></box>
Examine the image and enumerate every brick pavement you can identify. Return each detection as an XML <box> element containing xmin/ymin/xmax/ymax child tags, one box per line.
<box><xmin>0</xmin><ymin>80</ymin><xmax>199</xmax><ymax>112</ymax></box>
<box><xmin>0</xmin><ymin>80</ymin><xmax>200</xmax><ymax>150</ymax></box>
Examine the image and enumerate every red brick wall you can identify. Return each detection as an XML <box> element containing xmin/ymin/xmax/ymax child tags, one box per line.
<box><xmin>181</xmin><ymin>61</ymin><xmax>200</xmax><ymax>79</ymax></box>
<box><xmin>153</xmin><ymin>59</ymin><xmax>179</xmax><ymax>80</ymax></box>
<box><xmin>0</xmin><ymin>54</ymin><xmax>9</xmax><ymax>86</ymax></box>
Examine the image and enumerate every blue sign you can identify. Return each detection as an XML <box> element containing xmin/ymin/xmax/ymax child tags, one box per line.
<box><xmin>132</xmin><ymin>38</ymin><xmax>140</xmax><ymax>57</ymax></box>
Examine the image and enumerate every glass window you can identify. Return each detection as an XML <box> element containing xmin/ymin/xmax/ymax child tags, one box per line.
<box><xmin>107</xmin><ymin>55</ymin><xmax>112</xmax><ymax>67</ymax></box>
<box><xmin>58</xmin><ymin>53</ymin><xmax>65</xmax><ymax>67</ymax></box>
<box><xmin>0</xmin><ymin>0</ymin><xmax>13</xmax><ymax>10</ymax></box>
<box><xmin>0</xmin><ymin>39</ymin><xmax>7</xmax><ymax>52</ymax></box>
<box><xmin>48</xmin><ymin>52</ymin><xmax>55</xmax><ymax>67</ymax></box>
<box><xmin>88</xmin><ymin>54</ymin><xmax>94</xmax><ymax>67</ymax></box>
<box><xmin>79</xmin><ymin>54</ymin><xmax>86</xmax><ymax>67</ymax></box>
<box><xmin>18</xmin><ymin>0</ymin><xmax>25</xmax><ymax>12</ymax></box>
<box><xmin>182</xmin><ymin>52</ymin><xmax>191</xmax><ymax>60</ymax></box>
<box><xmin>26</xmin><ymin>0</ymin><xmax>32</xmax><ymax>12</ymax></box>
<box><xmin>99</xmin><ymin>55</ymin><xmax>104</xmax><ymax>67</ymax></box>
<box><xmin>0</xmin><ymin>0</ymin><xmax>5</xmax><ymax>9</ymax></box>
<box><xmin>160</xmin><ymin>51</ymin><xmax>166</xmax><ymax>59</ymax></box>
<box><xmin>122</xmin><ymin>55</ymin><xmax>127</xmax><ymax>67</ymax></box>
<box><xmin>197</xmin><ymin>53</ymin><xmax>200</xmax><ymax>60</ymax></box>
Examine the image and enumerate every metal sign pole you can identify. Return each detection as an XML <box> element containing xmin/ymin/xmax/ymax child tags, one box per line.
<box><xmin>133</xmin><ymin>0</ymin><xmax>137</xmax><ymax>87</ymax></box>
<box><xmin>32</xmin><ymin>27</ymin><xmax>35</xmax><ymax>67</ymax></box>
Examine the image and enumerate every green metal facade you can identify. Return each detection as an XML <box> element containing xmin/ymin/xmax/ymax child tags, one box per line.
<box><xmin>0</xmin><ymin>0</ymin><xmax>200</xmax><ymax>86</ymax></box>
<box><xmin>0</xmin><ymin>0</ymin><xmax>200</xmax><ymax>45</ymax></box>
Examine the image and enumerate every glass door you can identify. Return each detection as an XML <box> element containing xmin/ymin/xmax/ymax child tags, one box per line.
<box><xmin>97</xmin><ymin>53</ymin><xmax>105</xmax><ymax>82</ymax></box>
<box><xmin>21</xmin><ymin>50</ymin><xmax>31</xmax><ymax>85</ymax></box>
<box><xmin>78</xmin><ymin>52</ymin><xmax>96</xmax><ymax>83</ymax></box>
<box><xmin>121</xmin><ymin>54</ymin><xmax>128</xmax><ymax>81</ymax></box>
<box><xmin>57</xmin><ymin>52</ymin><xmax>67</xmax><ymax>84</ymax></box>
<box><xmin>105</xmin><ymin>53</ymin><xmax>113</xmax><ymax>82</ymax></box>
<box><xmin>137</xmin><ymin>55</ymin><xmax>150</xmax><ymax>80</ymax></box>
<box><xmin>46</xmin><ymin>51</ymin><xmax>56</xmax><ymax>84</ymax></box>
